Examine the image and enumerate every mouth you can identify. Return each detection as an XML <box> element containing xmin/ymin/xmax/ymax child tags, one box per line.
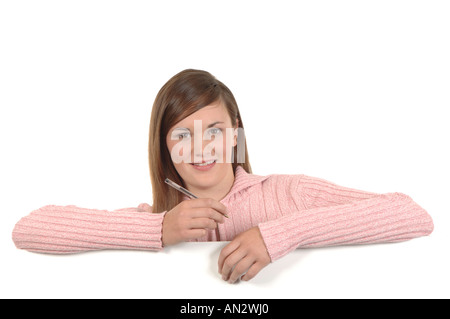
<box><xmin>192</xmin><ymin>159</ymin><xmax>216</xmax><ymax>166</ymax></box>
<box><xmin>190</xmin><ymin>159</ymin><xmax>217</xmax><ymax>171</ymax></box>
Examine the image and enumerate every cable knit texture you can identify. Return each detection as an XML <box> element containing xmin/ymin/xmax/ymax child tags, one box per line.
<box><xmin>12</xmin><ymin>166</ymin><xmax>434</xmax><ymax>260</ymax></box>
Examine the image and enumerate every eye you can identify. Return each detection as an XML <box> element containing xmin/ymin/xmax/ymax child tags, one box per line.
<box><xmin>177</xmin><ymin>132</ymin><xmax>191</xmax><ymax>140</ymax></box>
<box><xmin>206</xmin><ymin>127</ymin><xmax>222</xmax><ymax>136</ymax></box>
<box><xmin>171</xmin><ymin>130</ymin><xmax>191</xmax><ymax>140</ymax></box>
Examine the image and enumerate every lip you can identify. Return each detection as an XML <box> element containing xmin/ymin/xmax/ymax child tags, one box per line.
<box><xmin>190</xmin><ymin>160</ymin><xmax>217</xmax><ymax>171</ymax></box>
<box><xmin>192</xmin><ymin>159</ymin><xmax>217</xmax><ymax>164</ymax></box>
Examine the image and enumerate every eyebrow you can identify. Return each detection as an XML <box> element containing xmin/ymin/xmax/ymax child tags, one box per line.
<box><xmin>172</xmin><ymin>121</ymin><xmax>225</xmax><ymax>132</ymax></box>
<box><xmin>207</xmin><ymin>121</ymin><xmax>224</xmax><ymax>128</ymax></box>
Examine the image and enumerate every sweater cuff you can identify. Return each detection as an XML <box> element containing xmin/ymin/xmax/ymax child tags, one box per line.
<box><xmin>258</xmin><ymin>222</ymin><xmax>288</xmax><ymax>262</ymax></box>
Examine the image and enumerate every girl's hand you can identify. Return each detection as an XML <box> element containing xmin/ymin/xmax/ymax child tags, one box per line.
<box><xmin>218</xmin><ymin>227</ymin><xmax>271</xmax><ymax>283</ymax></box>
<box><xmin>162</xmin><ymin>198</ymin><xmax>227</xmax><ymax>246</ymax></box>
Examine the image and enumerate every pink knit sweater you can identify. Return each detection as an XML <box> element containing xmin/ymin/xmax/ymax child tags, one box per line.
<box><xmin>12</xmin><ymin>166</ymin><xmax>434</xmax><ymax>261</ymax></box>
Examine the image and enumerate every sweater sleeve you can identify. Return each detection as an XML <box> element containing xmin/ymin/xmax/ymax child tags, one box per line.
<box><xmin>12</xmin><ymin>203</ymin><xmax>166</xmax><ymax>254</ymax></box>
<box><xmin>258</xmin><ymin>175</ymin><xmax>434</xmax><ymax>262</ymax></box>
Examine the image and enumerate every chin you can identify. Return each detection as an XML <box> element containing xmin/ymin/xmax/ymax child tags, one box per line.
<box><xmin>177</xmin><ymin>162</ymin><xmax>228</xmax><ymax>189</ymax></box>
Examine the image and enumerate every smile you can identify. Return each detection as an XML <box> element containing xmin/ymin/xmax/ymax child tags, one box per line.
<box><xmin>192</xmin><ymin>160</ymin><xmax>216</xmax><ymax>166</ymax></box>
<box><xmin>190</xmin><ymin>160</ymin><xmax>217</xmax><ymax>171</ymax></box>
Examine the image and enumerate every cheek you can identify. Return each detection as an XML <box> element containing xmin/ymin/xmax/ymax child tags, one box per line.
<box><xmin>167</xmin><ymin>137</ymin><xmax>193</xmax><ymax>164</ymax></box>
<box><xmin>209</xmin><ymin>132</ymin><xmax>235</xmax><ymax>163</ymax></box>
<box><xmin>167</xmin><ymin>140</ymin><xmax>191</xmax><ymax>177</ymax></box>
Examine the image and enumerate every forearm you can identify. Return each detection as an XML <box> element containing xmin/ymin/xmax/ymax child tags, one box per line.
<box><xmin>12</xmin><ymin>204</ymin><xmax>166</xmax><ymax>254</ymax></box>
<box><xmin>258</xmin><ymin>192</ymin><xmax>434</xmax><ymax>261</ymax></box>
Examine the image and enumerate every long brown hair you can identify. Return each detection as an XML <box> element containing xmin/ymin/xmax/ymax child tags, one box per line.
<box><xmin>148</xmin><ymin>69</ymin><xmax>252</xmax><ymax>213</ymax></box>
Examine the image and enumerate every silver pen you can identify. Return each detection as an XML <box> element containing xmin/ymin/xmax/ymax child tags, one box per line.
<box><xmin>164</xmin><ymin>178</ymin><xmax>229</xmax><ymax>218</ymax></box>
<box><xmin>164</xmin><ymin>178</ymin><xmax>198</xmax><ymax>199</ymax></box>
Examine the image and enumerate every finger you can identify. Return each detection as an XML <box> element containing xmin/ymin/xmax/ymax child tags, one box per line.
<box><xmin>188</xmin><ymin>207</ymin><xmax>225</xmax><ymax>224</ymax></box>
<box><xmin>188</xmin><ymin>198</ymin><xmax>229</xmax><ymax>218</ymax></box>
<box><xmin>218</xmin><ymin>240</ymin><xmax>240</xmax><ymax>274</ymax></box>
<box><xmin>189</xmin><ymin>217</ymin><xmax>218</xmax><ymax>230</ymax></box>
<box><xmin>241</xmin><ymin>262</ymin><xmax>264</xmax><ymax>282</ymax></box>
<box><xmin>182</xmin><ymin>229</ymin><xmax>207</xmax><ymax>240</ymax></box>
<box><xmin>220</xmin><ymin>247</ymin><xmax>247</xmax><ymax>281</ymax></box>
<box><xmin>228</xmin><ymin>256</ymin><xmax>255</xmax><ymax>284</ymax></box>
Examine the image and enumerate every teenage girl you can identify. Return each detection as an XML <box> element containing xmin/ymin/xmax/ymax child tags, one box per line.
<box><xmin>12</xmin><ymin>69</ymin><xmax>434</xmax><ymax>283</ymax></box>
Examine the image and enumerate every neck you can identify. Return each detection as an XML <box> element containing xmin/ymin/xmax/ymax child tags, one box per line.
<box><xmin>186</xmin><ymin>166</ymin><xmax>235</xmax><ymax>201</ymax></box>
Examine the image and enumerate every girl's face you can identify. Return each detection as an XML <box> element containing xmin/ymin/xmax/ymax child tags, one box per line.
<box><xmin>166</xmin><ymin>101</ymin><xmax>237</xmax><ymax>191</ymax></box>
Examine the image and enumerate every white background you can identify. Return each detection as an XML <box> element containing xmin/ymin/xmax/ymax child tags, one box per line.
<box><xmin>1</xmin><ymin>0</ymin><xmax>449</xmax><ymax>299</ymax></box>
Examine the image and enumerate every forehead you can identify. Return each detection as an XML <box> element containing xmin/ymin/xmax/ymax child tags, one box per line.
<box><xmin>173</xmin><ymin>101</ymin><xmax>231</xmax><ymax>128</ymax></box>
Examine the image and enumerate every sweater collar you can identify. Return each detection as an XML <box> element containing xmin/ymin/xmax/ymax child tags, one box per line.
<box><xmin>181</xmin><ymin>165</ymin><xmax>269</xmax><ymax>202</ymax></box>
<box><xmin>220</xmin><ymin>165</ymin><xmax>269</xmax><ymax>202</ymax></box>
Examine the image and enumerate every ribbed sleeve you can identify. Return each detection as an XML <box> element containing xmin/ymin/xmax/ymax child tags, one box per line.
<box><xmin>11</xmin><ymin>167</ymin><xmax>434</xmax><ymax>259</ymax></box>
<box><xmin>12</xmin><ymin>204</ymin><xmax>166</xmax><ymax>254</ymax></box>
<box><xmin>258</xmin><ymin>190</ymin><xmax>434</xmax><ymax>261</ymax></box>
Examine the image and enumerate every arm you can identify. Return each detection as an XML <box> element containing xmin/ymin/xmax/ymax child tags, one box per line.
<box><xmin>258</xmin><ymin>174</ymin><xmax>434</xmax><ymax>262</ymax></box>
<box><xmin>12</xmin><ymin>203</ymin><xmax>166</xmax><ymax>254</ymax></box>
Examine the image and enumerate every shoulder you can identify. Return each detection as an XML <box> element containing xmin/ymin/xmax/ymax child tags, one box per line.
<box><xmin>137</xmin><ymin>203</ymin><xmax>153</xmax><ymax>213</ymax></box>
<box><xmin>239</xmin><ymin>171</ymin><xmax>306</xmax><ymax>202</ymax></box>
<box><xmin>260</xmin><ymin>172</ymin><xmax>306</xmax><ymax>190</ymax></box>
<box><xmin>113</xmin><ymin>203</ymin><xmax>153</xmax><ymax>213</ymax></box>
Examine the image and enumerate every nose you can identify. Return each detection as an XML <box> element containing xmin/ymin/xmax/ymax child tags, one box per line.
<box><xmin>192</xmin><ymin>144</ymin><xmax>216</xmax><ymax>163</ymax></box>
<box><xmin>191</xmin><ymin>138</ymin><xmax>218</xmax><ymax>164</ymax></box>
